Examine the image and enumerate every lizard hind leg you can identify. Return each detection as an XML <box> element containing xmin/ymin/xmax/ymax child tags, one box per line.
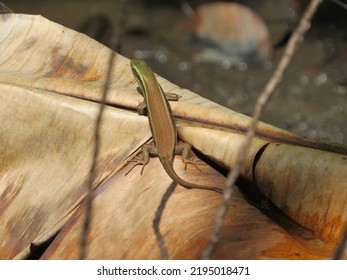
<box><xmin>125</xmin><ymin>155</ymin><xmax>147</xmax><ymax>176</ymax></box>
<box><xmin>125</xmin><ymin>144</ymin><xmax>154</xmax><ymax>175</ymax></box>
<box><xmin>177</xmin><ymin>142</ymin><xmax>203</xmax><ymax>171</ymax></box>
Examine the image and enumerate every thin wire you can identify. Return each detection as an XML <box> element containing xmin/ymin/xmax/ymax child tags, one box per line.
<box><xmin>202</xmin><ymin>0</ymin><xmax>323</xmax><ymax>259</ymax></box>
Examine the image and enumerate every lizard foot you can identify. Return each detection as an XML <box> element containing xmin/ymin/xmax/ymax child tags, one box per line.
<box><xmin>125</xmin><ymin>155</ymin><xmax>147</xmax><ymax>175</ymax></box>
<box><xmin>182</xmin><ymin>157</ymin><xmax>203</xmax><ymax>172</ymax></box>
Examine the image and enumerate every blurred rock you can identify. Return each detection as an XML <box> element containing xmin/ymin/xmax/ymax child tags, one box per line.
<box><xmin>186</xmin><ymin>2</ymin><xmax>272</xmax><ymax>63</ymax></box>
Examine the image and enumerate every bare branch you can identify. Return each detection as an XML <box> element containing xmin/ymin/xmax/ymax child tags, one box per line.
<box><xmin>333</xmin><ymin>226</ymin><xmax>347</xmax><ymax>259</ymax></box>
<box><xmin>202</xmin><ymin>0</ymin><xmax>323</xmax><ymax>259</ymax></box>
<box><xmin>331</xmin><ymin>0</ymin><xmax>347</xmax><ymax>10</ymax></box>
<box><xmin>79</xmin><ymin>50</ymin><xmax>116</xmax><ymax>260</ymax></box>
<box><xmin>79</xmin><ymin>0</ymin><xmax>129</xmax><ymax>260</ymax></box>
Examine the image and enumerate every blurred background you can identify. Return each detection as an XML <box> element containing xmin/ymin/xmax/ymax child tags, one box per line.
<box><xmin>5</xmin><ymin>0</ymin><xmax>347</xmax><ymax>145</ymax></box>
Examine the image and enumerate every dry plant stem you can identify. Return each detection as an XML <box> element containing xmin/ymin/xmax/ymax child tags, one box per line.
<box><xmin>333</xmin><ymin>226</ymin><xmax>347</xmax><ymax>259</ymax></box>
<box><xmin>79</xmin><ymin>0</ymin><xmax>128</xmax><ymax>260</ymax></box>
<box><xmin>202</xmin><ymin>0</ymin><xmax>323</xmax><ymax>259</ymax></box>
<box><xmin>79</xmin><ymin>50</ymin><xmax>116</xmax><ymax>260</ymax></box>
<box><xmin>0</xmin><ymin>2</ymin><xmax>13</xmax><ymax>13</ymax></box>
<box><xmin>153</xmin><ymin>181</ymin><xmax>177</xmax><ymax>260</ymax></box>
<box><xmin>331</xmin><ymin>0</ymin><xmax>347</xmax><ymax>10</ymax></box>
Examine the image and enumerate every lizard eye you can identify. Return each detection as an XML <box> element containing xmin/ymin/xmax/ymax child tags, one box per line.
<box><xmin>131</xmin><ymin>66</ymin><xmax>140</xmax><ymax>79</ymax></box>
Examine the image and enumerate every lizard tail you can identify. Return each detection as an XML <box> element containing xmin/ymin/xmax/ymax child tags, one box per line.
<box><xmin>161</xmin><ymin>159</ymin><xmax>223</xmax><ymax>194</ymax></box>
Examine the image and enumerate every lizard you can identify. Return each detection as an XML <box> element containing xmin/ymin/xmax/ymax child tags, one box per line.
<box><xmin>129</xmin><ymin>59</ymin><xmax>223</xmax><ymax>194</ymax></box>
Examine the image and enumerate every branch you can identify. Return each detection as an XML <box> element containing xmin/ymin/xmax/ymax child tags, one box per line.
<box><xmin>202</xmin><ymin>0</ymin><xmax>324</xmax><ymax>259</ymax></box>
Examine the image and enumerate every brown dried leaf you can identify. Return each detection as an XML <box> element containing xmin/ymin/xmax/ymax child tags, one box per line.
<box><xmin>0</xmin><ymin>13</ymin><xmax>346</xmax><ymax>260</ymax></box>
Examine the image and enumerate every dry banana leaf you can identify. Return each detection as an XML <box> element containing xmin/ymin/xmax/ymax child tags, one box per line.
<box><xmin>0</xmin><ymin>13</ymin><xmax>346</xmax><ymax>259</ymax></box>
<box><xmin>179</xmin><ymin>126</ymin><xmax>347</xmax><ymax>249</ymax></box>
<box><xmin>0</xmin><ymin>13</ymin><xmax>149</xmax><ymax>259</ymax></box>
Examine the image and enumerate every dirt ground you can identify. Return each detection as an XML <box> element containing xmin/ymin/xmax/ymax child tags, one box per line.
<box><xmin>7</xmin><ymin>0</ymin><xmax>347</xmax><ymax>145</ymax></box>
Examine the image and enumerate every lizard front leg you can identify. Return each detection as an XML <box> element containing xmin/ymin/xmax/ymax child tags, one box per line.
<box><xmin>136</xmin><ymin>86</ymin><xmax>181</xmax><ymax>115</ymax></box>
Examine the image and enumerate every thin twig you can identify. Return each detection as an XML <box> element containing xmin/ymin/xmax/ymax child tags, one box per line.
<box><xmin>79</xmin><ymin>0</ymin><xmax>128</xmax><ymax>260</ymax></box>
<box><xmin>202</xmin><ymin>0</ymin><xmax>323</xmax><ymax>259</ymax></box>
<box><xmin>79</xmin><ymin>50</ymin><xmax>116</xmax><ymax>260</ymax></box>
<box><xmin>0</xmin><ymin>2</ymin><xmax>13</xmax><ymax>13</ymax></box>
<box><xmin>153</xmin><ymin>181</ymin><xmax>177</xmax><ymax>260</ymax></box>
<box><xmin>330</xmin><ymin>0</ymin><xmax>347</xmax><ymax>10</ymax></box>
<box><xmin>333</xmin><ymin>226</ymin><xmax>347</xmax><ymax>259</ymax></box>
